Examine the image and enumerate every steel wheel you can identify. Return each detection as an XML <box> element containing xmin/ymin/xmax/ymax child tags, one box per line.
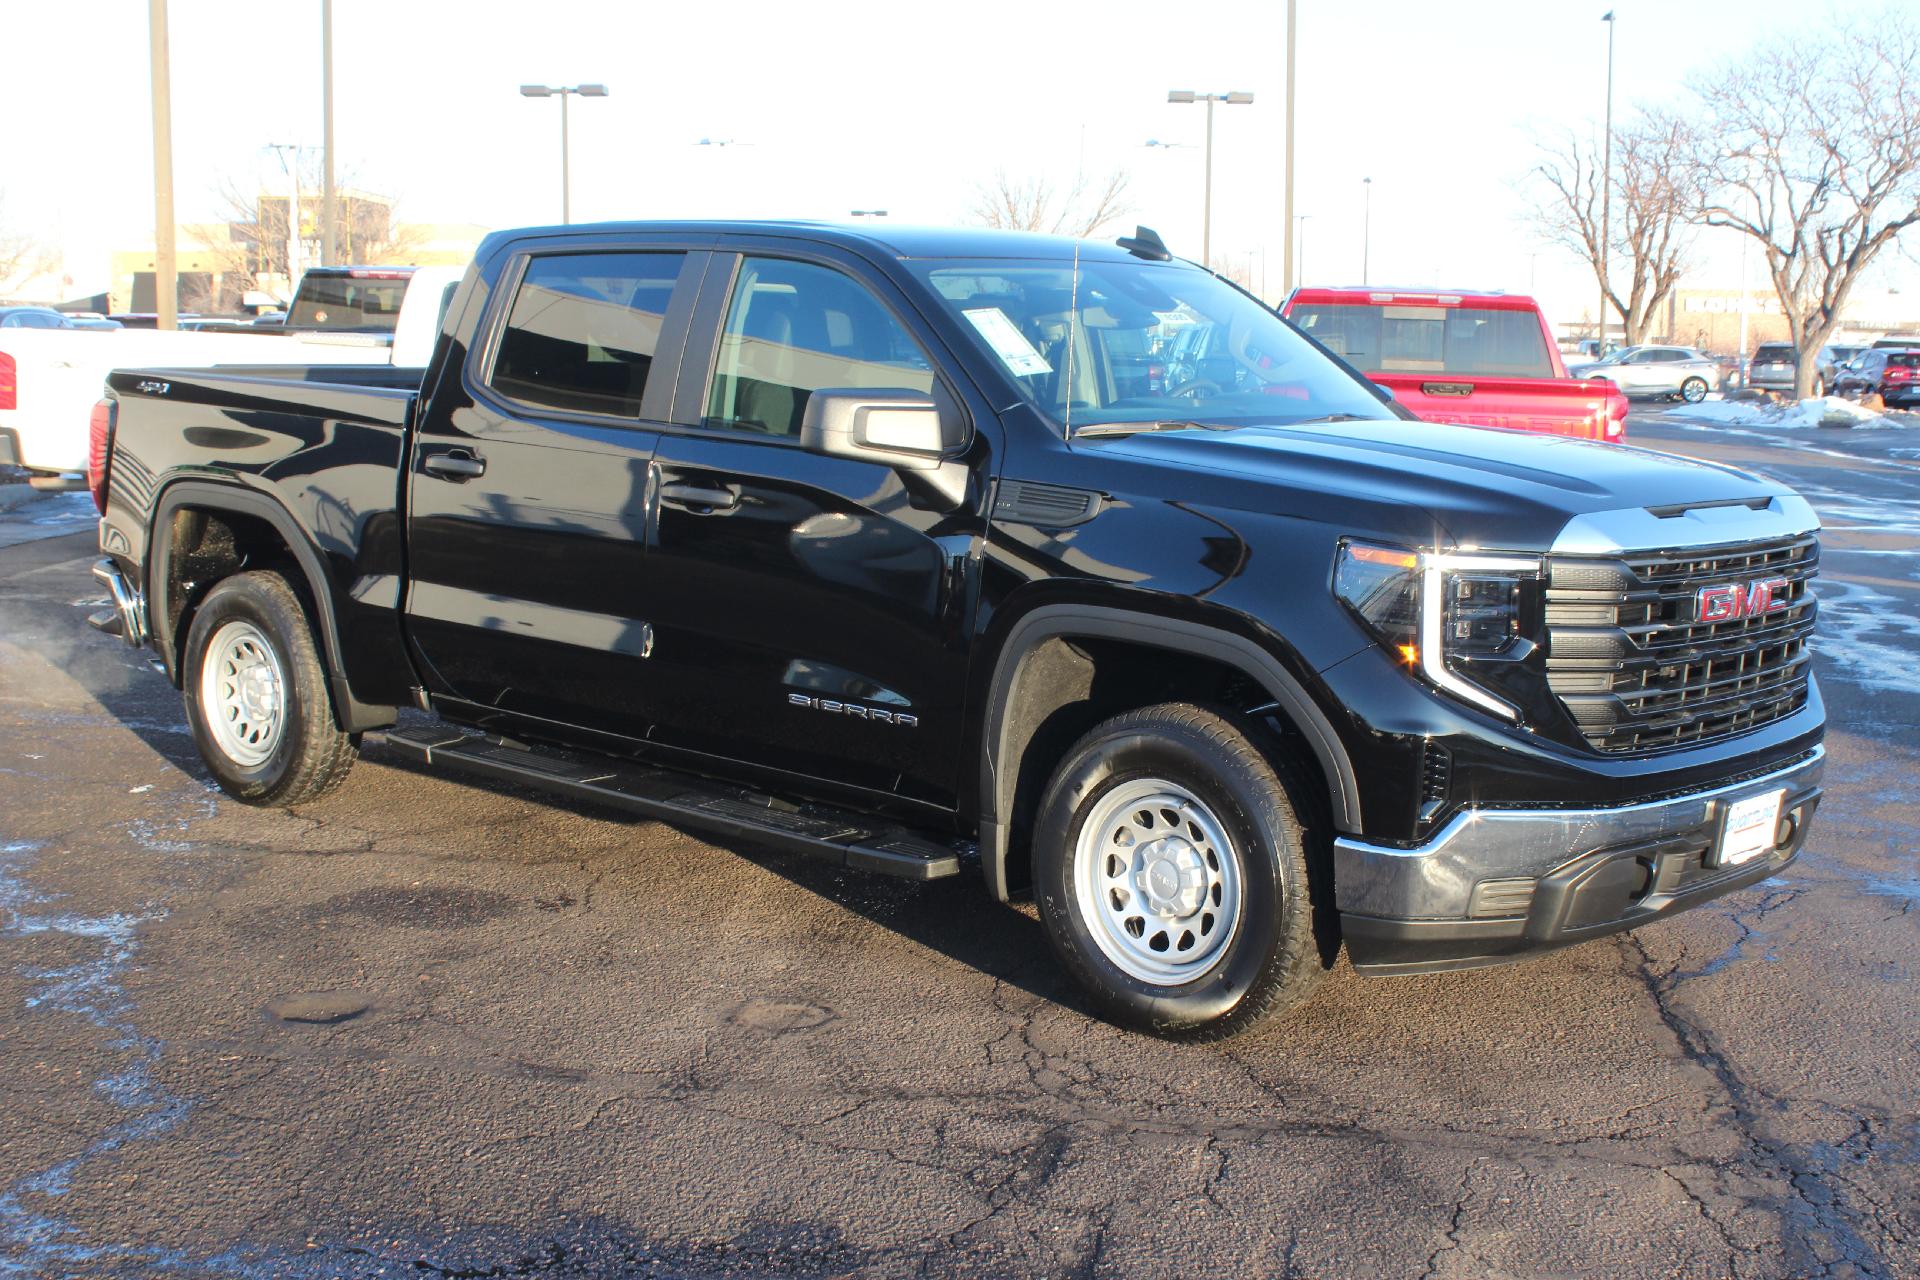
<box><xmin>1681</xmin><ymin>377</ymin><xmax>1708</xmax><ymax>403</ymax></box>
<box><xmin>198</xmin><ymin>619</ymin><xmax>287</xmax><ymax>768</ymax></box>
<box><xmin>1073</xmin><ymin>776</ymin><xmax>1243</xmax><ymax>986</ymax></box>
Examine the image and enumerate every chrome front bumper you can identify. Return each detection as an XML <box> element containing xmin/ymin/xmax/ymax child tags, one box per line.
<box><xmin>1335</xmin><ymin>748</ymin><xmax>1825</xmax><ymax>974</ymax></box>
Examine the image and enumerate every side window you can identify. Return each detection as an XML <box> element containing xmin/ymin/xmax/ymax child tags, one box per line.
<box><xmin>704</xmin><ymin>257</ymin><xmax>934</xmax><ymax>437</ymax></box>
<box><xmin>489</xmin><ymin>251</ymin><xmax>685</xmax><ymax>419</ymax></box>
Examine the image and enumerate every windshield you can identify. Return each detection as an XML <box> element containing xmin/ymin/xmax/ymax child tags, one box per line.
<box><xmin>912</xmin><ymin>257</ymin><xmax>1391</xmax><ymax>431</ymax></box>
<box><xmin>1286</xmin><ymin>302</ymin><xmax>1555</xmax><ymax>377</ymax></box>
<box><xmin>287</xmin><ymin>273</ymin><xmax>410</xmax><ymax>333</ymax></box>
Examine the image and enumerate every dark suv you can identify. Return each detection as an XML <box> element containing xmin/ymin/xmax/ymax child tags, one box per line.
<box><xmin>89</xmin><ymin>221</ymin><xmax>1826</xmax><ymax>1038</ymax></box>
<box><xmin>1835</xmin><ymin>348</ymin><xmax>1920</xmax><ymax>407</ymax></box>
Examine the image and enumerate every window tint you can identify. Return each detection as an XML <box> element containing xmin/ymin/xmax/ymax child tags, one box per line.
<box><xmin>288</xmin><ymin>275</ymin><xmax>410</xmax><ymax>332</ymax></box>
<box><xmin>1754</xmin><ymin>344</ymin><xmax>1794</xmax><ymax>361</ymax></box>
<box><xmin>1888</xmin><ymin>352</ymin><xmax>1920</xmax><ymax>368</ymax></box>
<box><xmin>491</xmin><ymin>252</ymin><xmax>685</xmax><ymax>419</ymax></box>
<box><xmin>1286</xmin><ymin>303</ymin><xmax>1552</xmax><ymax>377</ymax></box>
<box><xmin>705</xmin><ymin>258</ymin><xmax>933</xmax><ymax>437</ymax></box>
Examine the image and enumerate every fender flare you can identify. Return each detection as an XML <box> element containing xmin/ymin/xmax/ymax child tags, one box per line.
<box><xmin>147</xmin><ymin>479</ymin><xmax>396</xmax><ymax>733</ymax></box>
<box><xmin>976</xmin><ymin>604</ymin><xmax>1361</xmax><ymax>901</ymax></box>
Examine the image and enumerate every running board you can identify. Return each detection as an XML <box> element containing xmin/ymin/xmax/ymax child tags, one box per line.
<box><xmin>377</xmin><ymin>725</ymin><xmax>965</xmax><ymax>881</ymax></box>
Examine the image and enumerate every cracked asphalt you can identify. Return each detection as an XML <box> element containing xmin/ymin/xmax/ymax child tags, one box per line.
<box><xmin>1</xmin><ymin>415</ymin><xmax>1915</xmax><ymax>1280</ymax></box>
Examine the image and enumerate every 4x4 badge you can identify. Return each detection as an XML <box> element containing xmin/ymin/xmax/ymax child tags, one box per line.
<box><xmin>1696</xmin><ymin>576</ymin><xmax>1790</xmax><ymax>623</ymax></box>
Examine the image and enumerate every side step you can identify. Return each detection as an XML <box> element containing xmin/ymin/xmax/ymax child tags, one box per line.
<box><xmin>377</xmin><ymin>725</ymin><xmax>966</xmax><ymax>881</ymax></box>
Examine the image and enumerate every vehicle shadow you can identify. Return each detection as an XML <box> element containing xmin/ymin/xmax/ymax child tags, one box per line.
<box><xmin>359</xmin><ymin>741</ymin><xmax>1090</xmax><ymax>1018</ymax></box>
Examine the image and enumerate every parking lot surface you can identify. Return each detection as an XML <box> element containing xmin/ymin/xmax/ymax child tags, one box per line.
<box><xmin>2</xmin><ymin>415</ymin><xmax>1916</xmax><ymax>1280</ymax></box>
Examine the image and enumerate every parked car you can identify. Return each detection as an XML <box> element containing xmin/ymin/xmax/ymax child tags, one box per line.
<box><xmin>1827</xmin><ymin>344</ymin><xmax>1867</xmax><ymax>369</ymax></box>
<box><xmin>0</xmin><ymin>306</ymin><xmax>77</xmax><ymax>329</ymax></box>
<box><xmin>1834</xmin><ymin>348</ymin><xmax>1920</xmax><ymax>407</ymax></box>
<box><xmin>1750</xmin><ymin>342</ymin><xmax>1839</xmax><ymax>396</ymax></box>
<box><xmin>1568</xmin><ymin>345</ymin><xmax>1723</xmax><ymax>402</ymax></box>
<box><xmin>0</xmin><ymin>266</ymin><xmax>459</xmax><ymax>484</ymax></box>
<box><xmin>1282</xmin><ymin>287</ymin><xmax>1628</xmax><ymax>440</ymax></box>
<box><xmin>87</xmin><ymin>220</ymin><xmax>1825</xmax><ymax>1038</ymax></box>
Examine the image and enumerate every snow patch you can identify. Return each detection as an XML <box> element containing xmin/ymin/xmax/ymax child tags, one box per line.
<box><xmin>1666</xmin><ymin>395</ymin><xmax>1901</xmax><ymax>430</ymax></box>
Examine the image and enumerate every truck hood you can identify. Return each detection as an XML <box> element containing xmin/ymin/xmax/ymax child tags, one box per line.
<box><xmin>1082</xmin><ymin>418</ymin><xmax>1804</xmax><ymax>553</ymax></box>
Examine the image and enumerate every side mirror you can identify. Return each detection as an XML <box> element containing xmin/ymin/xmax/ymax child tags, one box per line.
<box><xmin>799</xmin><ymin>388</ymin><xmax>958</xmax><ymax>471</ymax></box>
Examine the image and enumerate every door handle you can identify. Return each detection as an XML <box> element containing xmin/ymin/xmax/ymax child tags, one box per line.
<box><xmin>659</xmin><ymin>481</ymin><xmax>740</xmax><ymax>513</ymax></box>
<box><xmin>423</xmin><ymin>449</ymin><xmax>486</xmax><ymax>481</ymax></box>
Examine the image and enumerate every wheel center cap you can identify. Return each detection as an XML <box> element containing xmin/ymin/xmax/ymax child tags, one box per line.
<box><xmin>1136</xmin><ymin>839</ymin><xmax>1207</xmax><ymax>918</ymax></box>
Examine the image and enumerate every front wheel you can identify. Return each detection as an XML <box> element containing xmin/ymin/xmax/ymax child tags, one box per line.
<box><xmin>1033</xmin><ymin>703</ymin><xmax>1333</xmax><ymax>1039</ymax></box>
<box><xmin>1681</xmin><ymin>377</ymin><xmax>1708</xmax><ymax>404</ymax></box>
<box><xmin>181</xmin><ymin>570</ymin><xmax>356</xmax><ymax>806</ymax></box>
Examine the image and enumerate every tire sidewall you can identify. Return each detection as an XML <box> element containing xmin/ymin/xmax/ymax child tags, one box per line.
<box><xmin>1682</xmin><ymin>377</ymin><xmax>1707</xmax><ymax>403</ymax></box>
<box><xmin>1035</xmin><ymin>724</ymin><xmax>1293</xmax><ymax>1033</ymax></box>
<box><xmin>181</xmin><ymin>577</ymin><xmax>318</xmax><ymax>802</ymax></box>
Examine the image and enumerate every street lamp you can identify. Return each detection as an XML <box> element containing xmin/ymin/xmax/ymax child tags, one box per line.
<box><xmin>1294</xmin><ymin>214</ymin><xmax>1311</xmax><ymax>287</ymax></box>
<box><xmin>1598</xmin><ymin>10</ymin><xmax>1615</xmax><ymax>350</ymax></box>
<box><xmin>1362</xmin><ymin>177</ymin><xmax>1372</xmax><ymax>285</ymax></box>
<box><xmin>1166</xmin><ymin>89</ymin><xmax>1254</xmax><ymax>269</ymax></box>
<box><xmin>519</xmin><ymin>82</ymin><xmax>609</xmax><ymax>224</ymax></box>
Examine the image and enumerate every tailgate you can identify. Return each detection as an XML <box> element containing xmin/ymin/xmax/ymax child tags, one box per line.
<box><xmin>1369</xmin><ymin>373</ymin><xmax>1626</xmax><ymax>442</ymax></box>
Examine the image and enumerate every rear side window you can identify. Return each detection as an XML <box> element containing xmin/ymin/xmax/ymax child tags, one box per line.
<box><xmin>1287</xmin><ymin>303</ymin><xmax>1552</xmax><ymax>377</ymax></box>
<box><xmin>490</xmin><ymin>252</ymin><xmax>686</xmax><ymax>419</ymax></box>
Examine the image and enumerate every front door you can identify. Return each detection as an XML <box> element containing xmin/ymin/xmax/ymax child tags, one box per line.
<box><xmin>643</xmin><ymin>252</ymin><xmax>989</xmax><ymax>810</ymax></box>
<box><xmin>404</xmin><ymin>244</ymin><xmax>703</xmax><ymax>739</ymax></box>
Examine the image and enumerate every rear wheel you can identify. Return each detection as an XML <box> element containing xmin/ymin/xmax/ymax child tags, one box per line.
<box><xmin>1680</xmin><ymin>377</ymin><xmax>1708</xmax><ymax>404</ymax></box>
<box><xmin>182</xmin><ymin>570</ymin><xmax>355</xmax><ymax>806</ymax></box>
<box><xmin>1032</xmin><ymin>703</ymin><xmax>1332</xmax><ymax>1039</ymax></box>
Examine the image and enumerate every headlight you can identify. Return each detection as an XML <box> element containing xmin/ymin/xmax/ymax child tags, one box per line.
<box><xmin>1334</xmin><ymin>541</ymin><xmax>1541</xmax><ymax>719</ymax></box>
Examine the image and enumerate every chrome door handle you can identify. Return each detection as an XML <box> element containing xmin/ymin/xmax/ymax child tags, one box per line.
<box><xmin>423</xmin><ymin>450</ymin><xmax>486</xmax><ymax>481</ymax></box>
<box><xmin>659</xmin><ymin>482</ymin><xmax>740</xmax><ymax>513</ymax></box>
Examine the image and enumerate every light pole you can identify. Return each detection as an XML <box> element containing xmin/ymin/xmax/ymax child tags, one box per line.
<box><xmin>1167</xmin><ymin>89</ymin><xmax>1254</xmax><ymax>269</ymax></box>
<box><xmin>321</xmin><ymin>0</ymin><xmax>336</xmax><ymax>265</ymax></box>
<box><xmin>148</xmin><ymin>0</ymin><xmax>176</xmax><ymax>329</ymax></box>
<box><xmin>1598</xmin><ymin>10</ymin><xmax>1615</xmax><ymax>350</ymax></box>
<box><xmin>520</xmin><ymin>83</ymin><xmax>609</xmax><ymax>224</ymax></box>
<box><xmin>1294</xmin><ymin>215</ymin><xmax>1311</xmax><ymax>287</ymax></box>
<box><xmin>1283</xmin><ymin>0</ymin><xmax>1297</xmax><ymax>293</ymax></box>
<box><xmin>1362</xmin><ymin>177</ymin><xmax>1372</xmax><ymax>285</ymax></box>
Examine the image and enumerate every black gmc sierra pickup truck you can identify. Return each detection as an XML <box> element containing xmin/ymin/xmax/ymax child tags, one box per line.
<box><xmin>85</xmin><ymin>221</ymin><xmax>1825</xmax><ymax>1038</ymax></box>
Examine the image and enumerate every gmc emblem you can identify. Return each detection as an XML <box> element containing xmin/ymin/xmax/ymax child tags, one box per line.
<box><xmin>1696</xmin><ymin>576</ymin><xmax>1791</xmax><ymax>623</ymax></box>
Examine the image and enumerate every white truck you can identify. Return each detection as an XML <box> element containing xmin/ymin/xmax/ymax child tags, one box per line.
<box><xmin>0</xmin><ymin>265</ymin><xmax>461</xmax><ymax>486</ymax></box>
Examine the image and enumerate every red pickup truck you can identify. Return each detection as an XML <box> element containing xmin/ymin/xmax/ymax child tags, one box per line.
<box><xmin>1281</xmin><ymin>287</ymin><xmax>1628</xmax><ymax>442</ymax></box>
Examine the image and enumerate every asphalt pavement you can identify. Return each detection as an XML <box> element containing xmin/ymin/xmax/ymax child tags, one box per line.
<box><xmin>1</xmin><ymin>418</ymin><xmax>1915</xmax><ymax>1279</ymax></box>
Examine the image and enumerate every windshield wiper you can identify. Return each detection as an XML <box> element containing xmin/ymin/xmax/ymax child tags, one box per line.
<box><xmin>1071</xmin><ymin>419</ymin><xmax>1238</xmax><ymax>439</ymax></box>
<box><xmin>1288</xmin><ymin>412</ymin><xmax>1380</xmax><ymax>425</ymax></box>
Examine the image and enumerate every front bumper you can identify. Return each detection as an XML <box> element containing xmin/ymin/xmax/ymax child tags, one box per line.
<box><xmin>1336</xmin><ymin>748</ymin><xmax>1823</xmax><ymax>974</ymax></box>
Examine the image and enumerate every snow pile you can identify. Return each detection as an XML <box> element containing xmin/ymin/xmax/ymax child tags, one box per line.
<box><xmin>1666</xmin><ymin>395</ymin><xmax>1899</xmax><ymax>429</ymax></box>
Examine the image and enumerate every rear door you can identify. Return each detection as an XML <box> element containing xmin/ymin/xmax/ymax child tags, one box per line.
<box><xmin>640</xmin><ymin>246</ymin><xmax>992</xmax><ymax>810</ymax></box>
<box><xmin>404</xmin><ymin>238</ymin><xmax>708</xmax><ymax>739</ymax></box>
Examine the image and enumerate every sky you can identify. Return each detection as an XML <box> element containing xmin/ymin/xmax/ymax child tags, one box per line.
<box><xmin>5</xmin><ymin>0</ymin><xmax>1916</xmax><ymax>327</ymax></box>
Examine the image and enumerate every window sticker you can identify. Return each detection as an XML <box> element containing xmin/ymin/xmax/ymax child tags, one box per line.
<box><xmin>963</xmin><ymin>307</ymin><xmax>1052</xmax><ymax>376</ymax></box>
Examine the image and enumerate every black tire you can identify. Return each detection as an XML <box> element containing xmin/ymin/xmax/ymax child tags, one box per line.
<box><xmin>181</xmin><ymin>570</ymin><xmax>355</xmax><ymax>806</ymax></box>
<box><xmin>1032</xmin><ymin>703</ymin><xmax>1333</xmax><ymax>1040</ymax></box>
<box><xmin>1681</xmin><ymin>377</ymin><xmax>1708</xmax><ymax>404</ymax></box>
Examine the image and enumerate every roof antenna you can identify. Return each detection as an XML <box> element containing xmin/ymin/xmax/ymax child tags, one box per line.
<box><xmin>1117</xmin><ymin>225</ymin><xmax>1172</xmax><ymax>261</ymax></box>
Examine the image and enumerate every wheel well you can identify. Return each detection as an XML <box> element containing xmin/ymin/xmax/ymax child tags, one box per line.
<box><xmin>992</xmin><ymin>634</ymin><xmax>1331</xmax><ymax>900</ymax></box>
<box><xmin>158</xmin><ymin>505</ymin><xmax>313</xmax><ymax>682</ymax></box>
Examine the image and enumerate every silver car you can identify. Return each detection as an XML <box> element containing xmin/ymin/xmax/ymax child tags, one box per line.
<box><xmin>1568</xmin><ymin>345</ymin><xmax>1723</xmax><ymax>403</ymax></box>
<box><xmin>1748</xmin><ymin>342</ymin><xmax>1839</xmax><ymax>396</ymax></box>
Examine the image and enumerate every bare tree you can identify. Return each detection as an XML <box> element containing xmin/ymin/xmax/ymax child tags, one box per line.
<box><xmin>187</xmin><ymin>161</ymin><xmax>426</xmax><ymax>310</ymax></box>
<box><xmin>0</xmin><ymin>191</ymin><xmax>54</xmax><ymax>297</ymax></box>
<box><xmin>1531</xmin><ymin>112</ymin><xmax>1695</xmax><ymax>346</ymax></box>
<box><xmin>971</xmin><ymin>167</ymin><xmax>1131</xmax><ymax>238</ymax></box>
<box><xmin>1682</xmin><ymin>10</ymin><xmax>1920</xmax><ymax>398</ymax></box>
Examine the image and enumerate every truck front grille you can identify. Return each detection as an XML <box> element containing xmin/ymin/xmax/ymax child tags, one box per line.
<box><xmin>1544</xmin><ymin>534</ymin><xmax>1819</xmax><ymax>753</ymax></box>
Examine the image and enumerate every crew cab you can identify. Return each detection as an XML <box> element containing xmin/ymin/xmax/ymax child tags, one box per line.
<box><xmin>0</xmin><ymin>266</ymin><xmax>457</xmax><ymax>486</ymax></box>
<box><xmin>1281</xmin><ymin>286</ymin><xmax>1629</xmax><ymax>441</ymax></box>
<box><xmin>87</xmin><ymin>222</ymin><xmax>1824</xmax><ymax>1038</ymax></box>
